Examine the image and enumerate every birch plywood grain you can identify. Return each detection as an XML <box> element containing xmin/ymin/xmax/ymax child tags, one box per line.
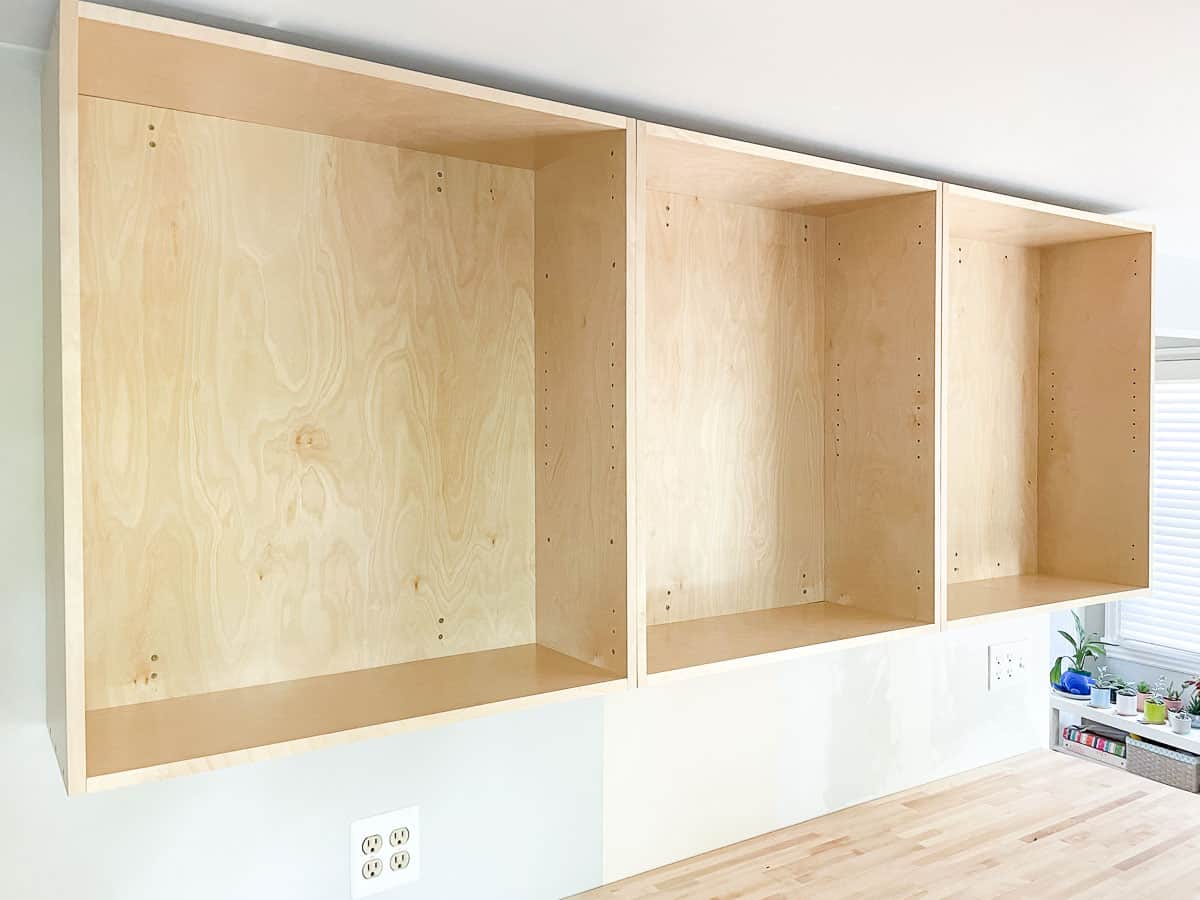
<box><xmin>946</xmin><ymin>239</ymin><xmax>1040</xmax><ymax>584</ymax></box>
<box><xmin>646</xmin><ymin>602</ymin><xmax>929</xmax><ymax>676</ymax></box>
<box><xmin>643</xmin><ymin>125</ymin><xmax>933</xmax><ymax>216</ymax></box>
<box><xmin>945</xmin><ymin>185</ymin><xmax>1147</xmax><ymax>248</ymax></box>
<box><xmin>77</xmin><ymin>5</ymin><xmax>623</xmax><ymax>169</ymax></box>
<box><xmin>642</xmin><ymin>192</ymin><xmax>825</xmax><ymax>626</ymax></box>
<box><xmin>824</xmin><ymin>193</ymin><xmax>937</xmax><ymax>622</ymax></box>
<box><xmin>85</xmin><ymin>643</ymin><xmax>618</xmax><ymax>788</ymax></box>
<box><xmin>1039</xmin><ymin>234</ymin><xmax>1151</xmax><ymax>587</ymax></box>
<box><xmin>534</xmin><ymin>132</ymin><xmax>630</xmax><ymax>673</ymax></box>
<box><xmin>948</xmin><ymin>575</ymin><xmax>1143</xmax><ymax>624</ymax></box>
<box><xmin>79</xmin><ymin>97</ymin><xmax>537</xmax><ymax>709</ymax></box>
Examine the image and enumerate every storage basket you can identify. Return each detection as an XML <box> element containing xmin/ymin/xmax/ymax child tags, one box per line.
<box><xmin>1126</xmin><ymin>737</ymin><xmax>1200</xmax><ymax>792</ymax></box>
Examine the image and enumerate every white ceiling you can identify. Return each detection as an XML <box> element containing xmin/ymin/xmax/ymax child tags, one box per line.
<box><xmin>6</xmin><ymin>0</ymin><xmax>1200</xmax><ymax>252</ymax></box>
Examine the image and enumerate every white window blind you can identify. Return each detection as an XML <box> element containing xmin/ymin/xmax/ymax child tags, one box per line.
<box><xmin>1113</xmin><ymin>361</ymin><xmax>1200</xmax><ymax>662</ymax></box>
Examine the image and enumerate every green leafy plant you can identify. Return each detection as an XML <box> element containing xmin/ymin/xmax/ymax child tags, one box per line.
<box><xmin>1050</xmin><ymin>610</ymin><xmax>1113</xmax><ymax>686</ymax></box>
<box><xmin>1187</xmin><ymin>692</ymin><xmax>1200</xmax><ymax>717</ymax></box>
<box><xmin>1137</xmin><ymin>680</ymin><xmax>1152</xmax><ymax>694</ymax></box>
<box><xmin>1165</xmin><ymin>682</ymin><xmax>1182</xmax><ymax>702</ymax></box>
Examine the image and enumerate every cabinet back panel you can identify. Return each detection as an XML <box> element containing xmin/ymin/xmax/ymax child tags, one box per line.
<box><xmin>642</xmin><ymin>191</ymin><xmax>825</xmax><ymax>625</ymax></box>
<box><xmin>945</xmin><ymin>239</ymin><xmax>1040</xmax><ymax>583</ymax></box>
<box><xmin>823</xmin><ymin>193</ymin><xmax>937</xmax><ymax>621</ymax></box>
<box><xmin>80</xmin><ymin>97</ymin><xmax>537</xmax><ymax>709</ymax></box>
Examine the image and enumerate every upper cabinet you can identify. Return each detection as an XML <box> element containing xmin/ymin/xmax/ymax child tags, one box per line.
<box><xmin>634</xmin><ymin>125</ymin><xmax>940</xmax><ymax>681</ymax></box>
<box><xmin>42</xmin><ymin>1</ymin><xmax>1154</xmax><ymax>794</ymax></box>
<box><xmin>943</xmin><ymin>186</ymin><xmax>1152</xmax><ymax>625</ymax></box>
<box><xmin>44</xmin><ymin>0</ymin><xmax>635</xmax><ymax>793</ymax></box>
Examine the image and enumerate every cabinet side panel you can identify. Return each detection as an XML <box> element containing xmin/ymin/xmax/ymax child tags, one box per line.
<box><xmin>1039</xmin><ymin>233</ymin><xmax>1151</xmax><ymax>586</ymax></box>
<box><xmin>642</xmin><ymin>191</ymin><xmax>825</xmax><ymax>626</ymax></box>
<box><xmin>534</xmin><ymin>132</ymin><xmax>629</xmax><ymax>673</ymax></box>
<box><xmin>80</xmin><ymin>98</ymin><xmax>537</xmax><ymax>708</ymax></box>
<box><xmin>945</xmin><ymin>239</ymin><xmax>1040</xmax><ymax>583</ymax></box>
<box><xmin>825</xmin><ymin>192</ymin><xmax>937</xmax><ymax>622</ymax></box>
<box><xmin>43</xmin><ymin>0</ymin><xmax>86</xmax><ymax>794</ymax></box>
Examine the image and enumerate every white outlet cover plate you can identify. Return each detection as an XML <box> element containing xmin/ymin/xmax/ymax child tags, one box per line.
<box><xmin>988</xmin><ymin>639</ymin><xmax>1032</xmax><ymax>691</ymax></box>
<box><xmin>350</xmin><ymin>805</ymin><xmax>420</xmax><ymax>897</ymax></box>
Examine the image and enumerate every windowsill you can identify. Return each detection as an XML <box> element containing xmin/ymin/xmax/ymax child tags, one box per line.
<box><xmin>1102</xmin><ymin>640</ymin><xmax>1200</xmax><ymax>677</ymax></box>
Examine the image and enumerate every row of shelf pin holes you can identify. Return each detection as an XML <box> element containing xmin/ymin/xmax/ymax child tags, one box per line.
<box><xmin>608</xmin><ymin>149</ymin><xmax>621</xmax><ymax>660</ymax></box>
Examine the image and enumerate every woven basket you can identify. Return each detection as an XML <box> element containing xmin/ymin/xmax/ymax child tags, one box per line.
<box><xmin>1127</xmin><ymin>737</ymin><xmax>1200</xmax><ymax>792</ymax></box>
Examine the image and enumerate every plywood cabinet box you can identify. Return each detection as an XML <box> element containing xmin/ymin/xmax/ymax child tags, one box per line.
<box><xmin>943</xmin><ymin>187</ymin><xmax>1152</xmax><ymax>625</ymax></box>
<box><xmin>43</xmin><ymin>3</ymin><xmax>1152</xmax><ymax>793</ymax></box>
<box><xmin>634</xmin><ymin>125</ymin><xmax>941</xmax><ymax>680</ymax></box>
<box><xmin>44</xmin><ymin>0</ymin><xmax>634</xmax><ymax>793</ymax></box>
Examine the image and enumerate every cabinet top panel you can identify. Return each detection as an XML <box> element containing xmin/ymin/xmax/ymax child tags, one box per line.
<box><xmin>642</xmin><ymin>123</ymin><xmax>935</xmax><ymax>216</ymax></box>
<box><xmin>77</xmin><ymin>2</ymin><xmax>626</xmax><ymax>169</ymax></box>
<box><xmin>945</xmin><ymin>184</ymin><xmax>1150</xmax><ymax>247</ymax></box>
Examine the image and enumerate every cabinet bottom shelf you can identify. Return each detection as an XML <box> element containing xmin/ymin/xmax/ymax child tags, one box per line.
<box><xmin>948</xmin><ymin>574</ymin><xmax>1144</xmax><ymax>625</ymax></box>
<box><xmin>85</xmin><ymin>643</ymin><xmax>622</xmax><ymax>790</ymax></box>
<box><xmin>647</xmin><ymin>602</ymin><xmax>931</xmax><ymax>678</ymax></box>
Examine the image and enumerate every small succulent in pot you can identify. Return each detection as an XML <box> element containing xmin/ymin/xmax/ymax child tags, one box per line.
<box><xmin>1136</xmin><ymin>680</ymin><xmax>1152</xmax><ymax>712</ymax></box>
<box><xmin>1164</xmin><ymin>682</ymin><xmax>1185</xmax><ymax>713</ymax></box>
<box><xmin>1171</xmin><ymin>709</ymin><xmax>1193</xmax><ymax>735</ymax></box>
<box><xmin>1116</xmin><ymin>687</ymin><xmax>1138</xmax><ymax>716</ymax></box>
<box><xmin>1187</xmin><ymin>690</ymin><xmax>1200</xmax><ymax>727</ymax></box>
<box><xmin>1144</xmin><ymin>695</ymin><xmax>1168</xmax><ymax>725</ymax></box>
<box><xmin>1185</xmin><ymin>676</ymin><xmax>1200</xmax><ymax>726</ymax></box>
<box><xmin>1096</xmin><ymin>666</ymin><xmax>1123</xmax><ymax>704</ymax></box>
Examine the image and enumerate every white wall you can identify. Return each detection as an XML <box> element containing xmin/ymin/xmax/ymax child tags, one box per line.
<box><xmin>603</xmin><ymin>618</ymin><xmax>1050</xmax><ymax>881</ymax></box>
<box><xmin>1155</xmin><ymin>254</ymin><xmax>1200</xmax><ymax>338</ymax></box>
<box><xmin>0</xmin><ymin>42</ymin><xmax>603</xmax><ymax>900</ymax></box>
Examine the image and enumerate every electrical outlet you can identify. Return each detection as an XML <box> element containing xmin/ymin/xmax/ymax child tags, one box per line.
<box><xmin>351</xmin><ymin>806</ymin><xmax>420</xmax><ymax>897</ymax></box>
<box><xmin>989</xmin><ymin>639</ymin><xmax>1031</xmax><ymax>691</ymax></box>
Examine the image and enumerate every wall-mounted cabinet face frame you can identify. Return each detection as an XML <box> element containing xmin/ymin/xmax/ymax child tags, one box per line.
<box><xmin>942</xmin><ymin>185</ymin><xmax>1153</xmax><ymax>627</ymax></box>
<box><xmin>44</xmin><ymin>0</ymin><xmax>636</xmax><ymax>793</ymax></box>
<box><xmin>633</xmin><ymin>124</ymin><xmax>942</xmax><ymax>683</ymax></box>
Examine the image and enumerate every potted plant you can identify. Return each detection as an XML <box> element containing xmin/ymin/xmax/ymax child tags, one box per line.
<box><xmin>1171</xmin><ymin>709</ymin><xmax>1193</xmax><ymax>735</ymax></box>
<box><xmin>1095</xmin><ymin>667</ymin><xmax>1125</xmax><ymax>704</ymax></box>
<box><xmin>1164</xmin><ymin>682</ymin><xmax>1185</xmax><ymax>713</ymax></box>
<box><xmin>1111</xmin><ymin>675</ymin><xmax>1130</xmax><ymax>704</ymax></box>
<box><xmin>1144</xmin><ymin>694</ymin><xmax>1168</xmax><ymax>725</ymax></box>
<box><xmin>1116</xmin><ymin>686</ymin><xmax>1138</xmax><ymax>716</ymax></box>
<box><xmin>1050</xmin><ymin>610</ymin><xmax>1113</xmax><ymax>695</ymax></box>
<box><xmin>1136</xmin><ymin>680</ymin><xmax>1152</xmax><ymax>712</ymax></box>
<box><xmin>1183</xmin><ymin>676</ymin><xmax>1200</xmax><ymax>726</ymax></box>
<box><xmin>1187</xmin><ymin>691</ymin><xmax>1200</xmax><ymax>728</ymax></box>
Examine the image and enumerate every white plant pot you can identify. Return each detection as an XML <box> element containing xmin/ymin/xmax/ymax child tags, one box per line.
<box><xmin>1172</xmin><ymin>714</ymin><xmax>1193</xmax><ymax>735</ymax></box>
<box><xmin>1089</xmin><ymin>686</ymin><xmax>1111</xmax><ymax>708</ymax></box>
<box><xmin>1116</xmin><ymin>692</ymin><xmax>1138</xmax><ymax>716</ymax></box>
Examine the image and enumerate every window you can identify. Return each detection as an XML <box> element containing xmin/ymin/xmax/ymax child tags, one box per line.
<box><xmin>1105</xmin><ymin>341</ymin><xmax>1200</xmax><ymax>670</ymax></box>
